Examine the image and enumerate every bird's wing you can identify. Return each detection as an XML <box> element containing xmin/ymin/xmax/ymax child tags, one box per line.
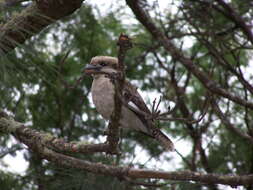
<box><xmin>123</xmin><ymin>80</ymin><xmax>174</xmax><ymax>151</ymax></box>
<box><xmin>123</xmin><ymin>80</ymin><xmax>151</xmax><ymax>114</ymax></box>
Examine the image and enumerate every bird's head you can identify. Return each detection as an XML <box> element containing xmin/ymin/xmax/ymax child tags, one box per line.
<box><xmin>84</xmin><ymin>56</ymin><xmax>118</xmax><ymax>77</ymax></box>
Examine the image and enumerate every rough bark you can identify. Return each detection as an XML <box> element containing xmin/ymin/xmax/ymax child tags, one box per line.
<box><xmin>1</xmin><ymin>113</ymin><xmax>253</xmax><ymax>187</ymax></box>
<box><xmin>0</xmin><ymin>0</ymin><xmax>84</xmax><ymax>55</ymax></box>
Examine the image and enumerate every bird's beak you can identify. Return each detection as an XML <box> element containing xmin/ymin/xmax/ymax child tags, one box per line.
<box><xmin>83</xmin><ymin>64</ymin><xmax>102</xmax><ymax>75</ymax></box>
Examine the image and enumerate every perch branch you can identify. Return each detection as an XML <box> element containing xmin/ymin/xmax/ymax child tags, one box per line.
<box><xmin>106</xmin><ymin>34</ymin><xmax>133</xmax><ymax>154</ymax></box>
<box><xmin>1</xmin><ymin>112</ymin><xmax>253</xmax><ymax>187</ymax></box>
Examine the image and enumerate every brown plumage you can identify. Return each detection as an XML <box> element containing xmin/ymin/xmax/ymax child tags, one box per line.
<box><xmin>84</xmin><ymin>56</ymin><xmax>174</xmax><ymax>151</ymax></box>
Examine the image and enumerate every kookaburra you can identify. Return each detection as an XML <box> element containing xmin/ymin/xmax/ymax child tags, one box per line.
<box><xmin>84</xmin><ymin>56</ymin><xmax>174</xmax><ymax>151</ymax></box>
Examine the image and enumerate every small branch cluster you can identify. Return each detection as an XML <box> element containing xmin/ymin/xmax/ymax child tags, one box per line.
<box><xmin>149</xmin><ymin>94</ymin><xmax>210</xmax><ymax>124</ymax></box>
<box><xmin>126</xmin><ymin>0</ymin><xmax>253</xmax><ymax>110</ymax></box>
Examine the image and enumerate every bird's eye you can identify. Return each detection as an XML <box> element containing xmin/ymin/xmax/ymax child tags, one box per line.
<box><xmin>100</xmin><ymin>62</ymin><xmax>107</xmax><ymax>66</ymax></box>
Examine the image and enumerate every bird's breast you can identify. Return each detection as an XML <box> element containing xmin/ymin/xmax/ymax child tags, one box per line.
<box><xmin>91</xmin><ymin>77</ymin><xmax>115</xmax><ymax>120</ymax></box>
<box><xmin>91</xmin><ymin>76</ymin><xmax>149</xmax><ymax>135</ymax></box>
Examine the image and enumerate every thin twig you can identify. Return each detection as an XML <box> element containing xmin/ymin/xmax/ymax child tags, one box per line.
<box><xmin>155</xmin><ymin>93</ymin><xmax>210</xmax><ymax>124</ymax></box>
<box><xmin>155</xmin><ymin>96</ymin><xmax>162</xmax><ymax>114</ymax></box>
<box><xmin>57</xmin><ymin>50</ymin><xmax>86</xmax><ymax>89</ymax></box>
<box><xmin>151</xmin><ymin>98</ymin><xmax>156</xmax><ymax>115</ymax></box>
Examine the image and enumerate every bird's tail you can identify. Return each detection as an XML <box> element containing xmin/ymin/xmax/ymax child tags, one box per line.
<box><xmin>153</xmin><ymin>129</ymin><xmax>174</xmax><ymax>151</ymax></box>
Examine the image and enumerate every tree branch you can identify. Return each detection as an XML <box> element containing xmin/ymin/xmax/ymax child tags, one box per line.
<box><xmin>214</xmin><ymin>0</ymin><xmax>253</xmax><ymax>45</ymax></box>
<box><xmin>125</xmin><ymin>0</ymin><xmax>253</xmax><ymax>110</ymax></box>
<box><xmin>106</xmin><ymin>34</ymin><xmax>133</xmax><ymax>153</ymax></box>
<box><xmin>201</xmin><ymin>38</ymin><xmax>253</xmax><ymax>95</ymax></box>
<box><xmin>0</xmin><ymin>0</ymin><xmax>84</xmax><ymax>55</ymax></box>
<box><xmin>1</xmin><ymin>113</ymin><xmax>253</xmax><ymax>187</ymax></box>
<box><xmin>210</xmin><ymin>98</ymin><xmax>253</xmax><ymax>145</ymax></box>
<box><xmin>0</xmin><ymin>114</ymin><xmax>110</xmax><ymax>154</ymax></box>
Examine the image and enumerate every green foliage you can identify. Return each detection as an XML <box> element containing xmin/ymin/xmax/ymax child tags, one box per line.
<box><xmin>1</xmin><ymin>1</ymin><xmax>253</xmax><ymax>189</ymax></box>
<box><xmin>0</xmin><ymin>170</ymin><xmax>29</xmax><ymax>190</ymax></box>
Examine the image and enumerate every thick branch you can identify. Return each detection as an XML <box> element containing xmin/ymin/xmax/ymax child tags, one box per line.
<box><xmin>0</xmin><ymin>0</ymin><xmax>84</xmax><ymax>55</ymax></box>
<box><xmin>125</xmin><ymin>0</ymin><xmax>253</xmax><ymax>110</ymax></box>
<box><xmin>1</xmin><ymin>114</ymin><xmax>253</xmax><ymax>187</ymax></box>
<box><xmin>0</xmin><ymin>116</ymin><xmax>110</xmax><ymax>154</ymax></box>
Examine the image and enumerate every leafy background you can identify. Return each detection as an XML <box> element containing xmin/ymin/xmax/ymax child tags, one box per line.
<box><xmin>0</xmin><ymin>0</ymin><xmax>253</xmax><ymax>189</ymax></box>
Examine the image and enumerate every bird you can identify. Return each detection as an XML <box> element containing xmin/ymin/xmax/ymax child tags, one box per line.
<box><xmin>84</xmin><ymin>56</ymin><xmax>174</xmax><ymax>151</ymax></box>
